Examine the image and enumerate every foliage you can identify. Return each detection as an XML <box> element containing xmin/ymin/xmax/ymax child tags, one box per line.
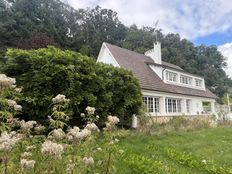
<box><xmin>3</xmin><ymin>46</ymin><xmax>142</xmax><ymax>124</ymax></box>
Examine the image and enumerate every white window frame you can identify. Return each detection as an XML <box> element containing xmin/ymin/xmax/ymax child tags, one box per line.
<box><xmin>165</xmin><ymin>98</ymin><xmax>182</xmax><ymax>113</ymax></box>
<box><xmin>186</xmin><ymin>99</ymin><xmax>191</xmax><ymax>113</ymax></box>
<box><xmin>180</xmin><ymin>75</ymin><xmax>192</xmax><ymax>85</ymax></box>
<box><xmin>195</xmin><ymin>79</ymin><xmax>202</xmax><ymax>87</ymax></box>
<box><xmin>143</xmin><ymin>96</ymin><xmax>160</xmax><ymax>113</ymax></box>
<box><xmin>166</xmin><ymin>71</ymin><xmax>177</xmax><ymax>82</ymax></box>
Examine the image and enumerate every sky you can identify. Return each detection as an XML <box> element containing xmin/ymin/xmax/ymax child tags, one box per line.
<box><xmin>63</xmin><ymin>0</ymin><xmax>232</xmax><ymax>78</ymax></box>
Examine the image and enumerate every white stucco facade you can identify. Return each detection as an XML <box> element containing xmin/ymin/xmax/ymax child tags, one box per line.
<box><xmin>97</xmin><ymin>42</ymin><xmax>217</xmax><ymax>117</ymax></box>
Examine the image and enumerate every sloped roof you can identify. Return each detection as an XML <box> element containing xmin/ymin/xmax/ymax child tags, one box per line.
<box><xmin>104</xmin><ymin>42</ymin><xmax>217</xmax><ymax>99</ymax></box>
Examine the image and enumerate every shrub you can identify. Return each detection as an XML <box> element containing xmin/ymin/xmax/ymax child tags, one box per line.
<box><xmin>3</xmin><ymin>46</ymin><xmax>142</xmax><ymax>125</ymax></box>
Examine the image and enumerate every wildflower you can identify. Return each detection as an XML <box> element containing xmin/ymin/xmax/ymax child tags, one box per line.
<box><xmin>67</xmin><ymin>127</ymin><xmax>91</xmax><ymax>143</ymax></box>
<box><xmin>202</xmin><ymin>159</ymin><xmax>207</xmax><ymax>164</ymax></box>
<box><xmin>105</xmin><ymin>115</ymin><xmax>120</xmax><ymax>130</ymax></box>
<box><xmin>83</xmin><ymin>157</ymin><xmax>94</xmax><ymax>165</ymax></box>
<box><xmin>85</xmin><ymin>123</ymin><xmax>99</xmax><ymax>133</ymax></box>
<box><xmin>0</xmin><ymin>131</ymin><xmax>23</xmax><ymax>152</ymax></box>
<box><xmin>52</xmin><ymin>94</ymin><xmax>70</xmax><ymax>104</ymax></box>
<box><xmin>21</xmin><ymin>152</ymin><xmax>32</xmax><ymax>158</ymax></box>
<box><xmin>15</xmin><ymin>87</ymin><xmax>23</xmax><ymax>92</ymax></box>
<box><xmin>96</xmin><ymin>115</ymin><xmax>99</xmax><ymax>119</ymax></box>
<box><xmin>0</xmin><ymin>74</ymin><xmax>16</xmax><ymax>88</ymax></box>
<box><xmin>85</xmin><ymin>106</ymin><xmax>96</xmax><ymax>115</ymax></box>
<box><xmin>41</xmin><ymin>140</ymin><xmax>64</xmax><ymax>159</ymax></box>
<box><xmin>26</xmin><ymin>145</ymin><xmax>36</xmax><ymax>151</ymax></box>
<box><xmin>66</xmin><ymin>160</ymin><xmax>75</xmax><ymax>174</ymax></box>
<box><xmin>20</xmin><ymin>120</ymin><xmax>37</xmax><ymax>131</ymax></box>
<box><xmin>34</xmin><ymin>124</ymin><xmax>46</xmax><ymax>134</ymax></box>
<box><xmin>14</xmin><ymin>104</ymin><xmax>22</xmax><ymax>111</ymax></box>
<box><xmin>97</xmin><ymin>147</ymin><xmax>102</xmax><ymax>151</ymax></box>
<box><xmin>20</xmin><ymin>159</ymin><xmax>36</xmax><ymax>170</ymax></box>
<box><xmin>115</xmin><ymin>138</ymin><xmax>119</xmax><ymax>143</ymax></box>
<box><xmin>7</xmin><ymin>99</ymin><xmax>17</xmax><ymax>107</ymax></box>
<box><xmin>80</xmin><ymin>113</ymin><xmax>85</xmax><ymax>117</ymax></box>
<box><xmin>49</xmin><ymin>128</ymin><xmax>65</xmax><ymax>140</ymax></box>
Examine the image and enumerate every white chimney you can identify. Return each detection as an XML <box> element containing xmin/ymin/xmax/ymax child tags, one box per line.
<box><xmin>144</xmin><ymin>42</ymin><xmax>162</xmax><ymax>64</ymax></box>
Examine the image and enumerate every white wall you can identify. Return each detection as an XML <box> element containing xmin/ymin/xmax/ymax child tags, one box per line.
<box><xmin>97</xmin><ymin>43</ymin><xmax>120</xmax><ymax>67</ymax></box>
<box><xmin>142</xmin><ymin>89</ymin><xmax>216</xmax><ymax>117</ymax></box>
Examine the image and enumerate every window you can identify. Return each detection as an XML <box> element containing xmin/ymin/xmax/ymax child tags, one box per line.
<box><xmin>143</xmin><ymin>97</ymin><xmax>159</xmax><ymax>113</ymax></box>
<box><xmin>165</xmin><ymin>98</ymin><xmax>182</xmax><ymax>113</ymax></box>
<box><xmin>186</xmin><ymin>99</ymin><xmax>191</xmax><ymax>113</ymax></box>
<box><xmin>180</xmin><ymin>75</ymin><xmax>192</xmax><ymax>85</ymax></box>
<box><xmin>166</xmin><ymin>71</ymin><xmax>177</xmax><ymax>82</ymax></box>
<box><xmin>195</xmin><ymin>79</ymin><xmax>203</xmax><ymax>87</ymax></box>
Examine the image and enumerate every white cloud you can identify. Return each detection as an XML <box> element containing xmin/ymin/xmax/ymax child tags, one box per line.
<box><xmin>63</xmin><ymin>0</ymin><xmax>232</xmax><ymax>39</ymax></box>
<box><xmin>218</xmin><ymin>43</ymin><xmax>232</xmax><ymax>78</ymax></box>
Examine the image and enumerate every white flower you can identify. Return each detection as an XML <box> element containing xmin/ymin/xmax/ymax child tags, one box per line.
<box><xmin>20</xmin><ymin>159</ymin><xmax>36</xmax><ymax>170</ymax></box>
<box><xmin>21</xmin><ymin>152</ymin><xmax>32</xmax><ymax>158</ymax></box>
<box><xmin>0</xmin><ymin>131</ymin><xmax>23</xmax><ymax>152</ymax></box>
<box><xmin>115</xmin><ymin>138</ymin><xmax>119</xmax><ymax>143</ymax></box>
<box><xmin>0</xmin><ymin>74</ymin><xmax>16</xmax><ymax>88</ymax></box>
<box><xmin>83</xmin><ymin>157</ymin><xmax>94</xmax><ymax>165</ymax></box>
<box><xmin>97</xmin><ymin>147</ymin><xmax>102</xmax><ymax>151</ymax></box>
<box><xmin>14</xmin><ymin>104</ymin><xmax>22</xmax><ymax>111</ymax></box>
<box><xmin>66</xmin><ymin>160</ymin><xmax>75</xmax><ymax>174</ymax></box>
<box><xmin>15</xmin><ymin>87</ymin><xmax>23</xmax><ymax>92</ymax></box>
<box><xmin>202</xmin><ymin>159</ymin><xmax>207</xmax><ymax>164</ymax></box>
<box><xmin>67</xmin><ymin>127</ymin><xmax>91</xmax><ymax>143</ymax></box>
<box><xmin>34</xmin><ymin>124</ymin><xmax>46</xmax><ymax>134</ymax></box>
<box><xmin>26</xmin><ymin>145</ymin><xmax>36</xmax><ymax>151</ymax></box>
<box><xmin>7</xmin><ymin>99</ymin><xmax>17</xmax><ymax>107</ymax></box>
<box><xmin>20</xmin><ymin>120</ymin><xmax>37</xmax><ymax>131</ymax></box>
<box><xmin>105</xmin><ymin>116</ymin><xmax>120</xmax><ymax>130</ymax></box>
<box><xmin>85</xmin><ymin>123</ymin><xmax>99</xmax><ymax>133</ymax></box>
<box><xmin>85</xmin><ymin>106</ymin><xmax>96</xmax><ymax>115</ymax></box>
<box><xmin>52</xmin><ymin>94</ymin><xmax>70</xmax><ymax>104</ymax></box>
<box><xmin>49</xmin><ymin>128</ymin><xmax>65</xmax><ymax>140</ymax></box>
<box><xmin>41</xmin><ymin>140</ymin><xmax>64</xmax><ymax>159</ymax></box>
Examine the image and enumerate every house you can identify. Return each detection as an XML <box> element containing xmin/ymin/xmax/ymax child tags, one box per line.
<box><xmin>97</xmin><ymin>42</ymin><xmax>217</xmax><ymax>117</ymax></box>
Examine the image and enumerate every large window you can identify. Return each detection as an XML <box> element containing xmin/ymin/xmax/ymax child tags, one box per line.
<box><xmin>180</xmin><ymin>75</ymin><xmax>192</xmax><ymax>85</ymax></box>
<box><xmin>166</xmin><ymin>71</ymin><xmax>177</xmax><ymax>82</ymax></box>
<box><xmin>195</xmin><ymin>79</ymin><xmax>203</xmax><ymax>87</ymax></box>
<box><xmin>165</xmin><ymin>98</ymin><xmax>181</xmax><ymax>113</ymax></box>
<box><xmin>143</xmin><ymin>96</ymin><xmax>159</xmax><ymax>113</ymax></box>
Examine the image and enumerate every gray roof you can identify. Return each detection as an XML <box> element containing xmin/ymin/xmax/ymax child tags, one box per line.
<box><xmin>105</xmin><ymin>42</ymin><xmax>217</xmax><ymax>99</ymax></box>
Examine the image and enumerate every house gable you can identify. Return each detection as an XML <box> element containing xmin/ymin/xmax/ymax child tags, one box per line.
<box><xmin>97</xmin><ymin>42</ymin><xmax>120</xmax><ymax>67</ymax></box>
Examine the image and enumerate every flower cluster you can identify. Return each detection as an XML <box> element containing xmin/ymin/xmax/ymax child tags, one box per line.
<box><xmin>41</xmin><ymin>140</ymin><xmax>64</xmax><ymax>159</ymax></box>
<box><xmin>83</xmin><ymin>157</ymin><xmax>94</xmax><ymax>165</ymax></box>
<box><xmin>20</xmin><ymin>158</ymin><xmax>36</xmax><ymax>170</ymax></box>
<box><xmin>0</xmin><ymin>74</ymin><xmax>16</xmax><ymax>88</ymax></box>
<box><xmin>105</xmin><ymin>115</ymin><xmax>120</xmax><ymax>130</ymax></box>
<box><xmin>49</xmin><ymin>128</ymin><xmax>66</xmax><ymax>140</ymax></box>
<box><xmin>34</xmin><ymin>124</ymin><xmax>46</xmax><ymax>134</ymax></box>
<box><xmin>67</xmin><ymin>126</ymin><xmax>91</xmax><ymax>143</ymax></box>
<box><xmin>85</xmin><ymin>106</ymin><xmax>96</xmax><ymax>115</ymax></box>
<box><xmin>0</xmin><ymin>131</ymin><xmax>23</xmax><ymax>152</ymax></box>
<box><xmin>66</xmin><ymin>160</ymin><xmax>75</xmax><ymax>174</ymax></box>
<box><xmin>20</xmin><ymin>120</ymin><xmax>37</xmax><ymax>132</ymax></box>
<box><xmin>52</xmin><ymin>94</ymin><xmax>70</xmax><ymax>104</ymax></box>
<box><xmin>7</xmin><ymin>99</ymin><xmax>22</xmax><ymax>111</ymax></box>
<box><xmin>85</xmin><ymin>123</ymin><xmax>99</xmax><ymax>133</ymax></box>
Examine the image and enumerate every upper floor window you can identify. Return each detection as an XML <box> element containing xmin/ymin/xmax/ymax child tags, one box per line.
<box><xmin>180</xmin><ymin>75</ymin><xmax>192</xmax><ymax>85</ymax></box>
<box><xmin>143</xmin><ymin>96</ymin><xmax>159</xmax><ymax>113</ymax></box>
<box><xmin>195</xmin><ymin>79</ymin><xmax>203</xmax><ymax>87</ymax></box>
<box><xmin>166</xmin><ymin>71</ymin><xmax>177</xmax><ymax>82</ymax></box>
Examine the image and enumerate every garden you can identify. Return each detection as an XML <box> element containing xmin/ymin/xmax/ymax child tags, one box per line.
<box><xmin>1</xmin><ymin>47</ymin><xmax>232</xmax><ymax>174</ymax></box>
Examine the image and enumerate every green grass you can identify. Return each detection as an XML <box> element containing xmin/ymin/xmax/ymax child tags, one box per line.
<box><xmin>117</xmin><ymin>127</ymin><xmax>232</xmax><ymax>174</ymax></box>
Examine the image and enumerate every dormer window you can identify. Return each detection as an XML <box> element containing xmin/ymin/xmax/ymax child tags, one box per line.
<box><xmin>166</xmin><ymin>71</ymin><xmax>177</xmax><ymax>82</ymax></box>
<box><xmin>195</xmin><ymin>79</ymin><xmax>203</xmax><ymax>87</ymax></box>
<box><xmin>180</xmin><ymin>75</ymin><xmax>192</xmax><ymax>85</ymax></box>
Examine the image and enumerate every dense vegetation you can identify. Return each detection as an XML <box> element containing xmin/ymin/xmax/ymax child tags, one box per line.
<box><xmin>2</xmin><ymin>47</ymin><xmax>142</xmax><ymax>124</ymax></box>
<box><xmin>0</xmin><ymin>0</ymin><xmax>231</xmax><ymax>98</ymax></box>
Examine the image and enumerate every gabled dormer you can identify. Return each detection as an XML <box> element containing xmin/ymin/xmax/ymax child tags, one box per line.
<box><xmin>144</xmin><ymin>42</ymin><xmax>206</xmax><ymax>90</ymax></box>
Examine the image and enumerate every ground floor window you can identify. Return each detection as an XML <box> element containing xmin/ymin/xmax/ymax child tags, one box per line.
<box><xmin>143</xmin><ymin>96</ymin><xmax>159</xmax><ymax>113</ymax></box>
<box><xmin>165</xmin><ymin>98</ymin><xmax>181</xmax><ymax>113</ymax></box>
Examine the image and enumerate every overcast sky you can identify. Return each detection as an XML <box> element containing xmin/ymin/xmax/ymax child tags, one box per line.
<box><xmin>64</xmin><ymin>0</ymin><xmax>232</xmax><ymax>78</ymax></box>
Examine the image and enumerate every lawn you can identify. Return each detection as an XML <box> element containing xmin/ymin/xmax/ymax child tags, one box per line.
<box><xmin>117</xmin><ymin>127</ymin><xmax>232</xmax><ymax>174</ymax></box>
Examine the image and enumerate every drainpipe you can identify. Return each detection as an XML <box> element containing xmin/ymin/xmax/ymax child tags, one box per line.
<box><xmin>162</xmin><ymin>68</ymin><xmax>166</xmax><ymax>80</ymax></box>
